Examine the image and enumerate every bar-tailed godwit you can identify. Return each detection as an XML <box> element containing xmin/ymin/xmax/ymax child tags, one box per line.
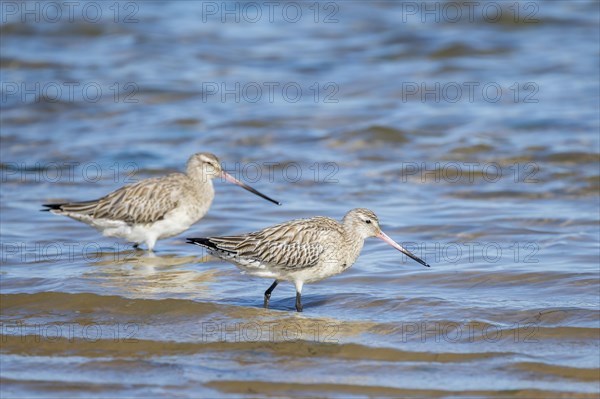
<box><xmin>187</xmin><ymin>208</ymin><xmax>429</xmax><ymax>312</ymax></box>
<box><xmin>43</xmin><ymin>153</ymin><xmax>280</xmax><ymax>251</ymax></box>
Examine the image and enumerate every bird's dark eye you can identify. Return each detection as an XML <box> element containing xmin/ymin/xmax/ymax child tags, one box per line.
<box><xmin>365</xmin><ymin>219</ymin><xmax>372</xmax><ymax>224</ymax></box>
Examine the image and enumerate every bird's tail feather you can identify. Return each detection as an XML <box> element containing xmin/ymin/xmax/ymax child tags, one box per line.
<box><xmin>186</xmin><ymin>238</ymin><xmax>239</xmax><ymax>257</ymax></box>
<box><xmin>186</xmin><ymin>237</ymin><xmax>217</xmax><ymax>250</ymax></box>
<box><xmin>42</xmin><ymin>201</ymin><xmax>97</xmax><ymax>214</ymax></box>
<box><xmin>41</xmin><ymin>203</ymin><xmax>65</xmax><ymax>212</ymax></box>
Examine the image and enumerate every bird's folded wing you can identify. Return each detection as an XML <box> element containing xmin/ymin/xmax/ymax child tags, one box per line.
<box><xmin>208</xmin><ymin>218</ymin><xmax>342</xmax><ymax>269</ymax></box>
<box><xmin>57</xmin><ymin>175</ymin><xmax>184</xmax><ymax>225</ymax></box>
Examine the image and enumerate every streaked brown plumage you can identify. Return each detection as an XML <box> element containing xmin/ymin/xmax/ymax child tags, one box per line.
<box><xmin>52</xmin><ymin>174</ymin><xmax>193</xmax><ymax>225</ymax></box>
<box><xmin>188</xmin><ymin>208</ymin><xmax>429</xmax><ymax>312</ymax></box>
<box><xmin>43</xmin><ymin>153</ymin><xmax>280</xmax><ymax>251</ymax></box>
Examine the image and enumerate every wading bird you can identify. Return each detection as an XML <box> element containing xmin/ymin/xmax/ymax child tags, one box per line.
<box><xmin>43</xmin><ymin>153</ymin><xmax>280</xmax><ymax>251</ymax></box>
<box><xmin>187</xmin><ymin>208</ymin><xmax>429</xmax><ymax>312</ymax></box>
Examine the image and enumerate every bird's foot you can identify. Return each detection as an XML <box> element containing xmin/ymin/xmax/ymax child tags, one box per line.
<box><xmin>263</xmin><ymin>294</ymin><xmax>271</xmax><ymax>309</ymax></box>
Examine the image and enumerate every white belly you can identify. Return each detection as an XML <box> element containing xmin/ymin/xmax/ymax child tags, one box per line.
<box><xmin>74</xmin><ymin>206</ymin><xmax>205</xmax><ymax>250</ymax></box>
<box><xmin>228</xmin><ymin>256</ymin><xmax>349</xmax><ymax>284</ymax></box>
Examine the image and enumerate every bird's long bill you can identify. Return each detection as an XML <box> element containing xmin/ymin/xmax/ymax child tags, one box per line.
<box><xmin>377</xmin><ymin>231</ymin><xmax>430</xmax><ymax>267</ymax></box>
<box><xmin>221</xmin><ymin>171</ymin><xmax>281</xmax><ymax>205</ymax></box>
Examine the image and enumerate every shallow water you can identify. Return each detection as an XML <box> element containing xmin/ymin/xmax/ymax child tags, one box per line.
<box><xmin>1</xmin><ymin>1</ymin><xmax>599</xmax><ymax>397</ymax></box>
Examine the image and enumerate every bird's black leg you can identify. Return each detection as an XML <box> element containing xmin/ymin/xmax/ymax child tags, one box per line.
<box><xmin>295</xmin><ymin>291</ymin><xmax>303</xmax><ymax>312</ymax></box>
<box><xmin>264</xmin><ymin>280</ymin><xmax>278</xmax><ymax>309</ymax></box>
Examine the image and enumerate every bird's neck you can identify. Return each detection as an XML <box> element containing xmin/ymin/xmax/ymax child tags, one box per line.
<box><xmin>187</xmin><ymin>169</ymin><xmax>215</xmax><ymax>195</ymax></box>
<box><xmin>342</xmin><ymin>224</ymin><xmax>365</xmax><ymax>266</ymax></box>
<box><xmin>187</xmin><ymin>165</ymin><xmax>213</xmax><ymax>184</ymax></box>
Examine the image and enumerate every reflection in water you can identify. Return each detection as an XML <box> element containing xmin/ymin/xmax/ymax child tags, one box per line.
<box><xmin>87</xmin><ymin>252</ymin><xmax>219</xmax><ymax>298</ymax></box>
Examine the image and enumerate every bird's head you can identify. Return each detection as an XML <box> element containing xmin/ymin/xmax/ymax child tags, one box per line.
<box><xmin>186</xmin><ymin>152</ymin><xmax>281</xmax><ymax>205</ymax></box>
<box><xmin>343</xmin><ymin>208</ymin><xmax>430</xmax><ymax>267</ymax></box>
<box><xmin>187</xmin><ymin>152</ymin><xmax>222</xmax><ymax>179</ymax></box>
